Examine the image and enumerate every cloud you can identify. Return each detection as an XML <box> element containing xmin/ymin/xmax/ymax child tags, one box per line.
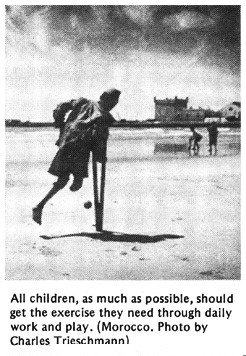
<box><xmin>162</xmin><ymin>10</ymin><xmax>216</xmax><ymax>32</ymax></box>
<box><xmin>122</xmin><ymin>6</ymin><xmax>153</xmax><ymax>27</ymax></box>
<box><xmin>5</xmin><ymin>6</ymin><xmax>240</xmax><ymax>60</ymax></box>
<box><xmin>5</xmin><ymin>5</ymin><xmax>240</xmax><ymax>122</ymax></box>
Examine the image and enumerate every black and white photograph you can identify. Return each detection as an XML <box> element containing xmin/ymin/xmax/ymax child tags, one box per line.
<box><xmin>5</xmin><ymin>4</ymin><xmax>241</xmax><ymax>280</ymax></box>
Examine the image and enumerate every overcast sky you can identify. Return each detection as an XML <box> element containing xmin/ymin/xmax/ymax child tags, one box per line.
<box><xmin>5</xmin><ymin>5</ymin><xmax>240</xmax><ymax>122</ymax></box>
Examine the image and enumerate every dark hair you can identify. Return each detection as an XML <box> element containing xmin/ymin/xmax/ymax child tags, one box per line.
<box><xmin>100</xmin><ymin>88</ymin><xmax>121</xmax><ymax>102</ymax></box>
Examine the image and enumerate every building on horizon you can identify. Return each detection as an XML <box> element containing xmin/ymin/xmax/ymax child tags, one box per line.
<box><xmin>154</xmin><ymin>96</ymin><xmax>188</xmax><ymax>121</ymax></box>
<box><xmin>154</xmin><ymin>96</ymin><xmax>205</xmax><ymax>122</ymax></box>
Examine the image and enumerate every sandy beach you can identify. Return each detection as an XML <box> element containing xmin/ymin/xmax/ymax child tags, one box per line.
<box><xmin>5</xmin><ymin>127</ymin><xmax>240</xmax><ymax>280</ymax></box>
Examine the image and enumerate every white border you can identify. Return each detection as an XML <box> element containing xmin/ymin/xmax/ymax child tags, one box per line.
<box><xmin>1</xmin><ymin>2</ymin><xmax>245</xmax><ymax>355</ymax></box>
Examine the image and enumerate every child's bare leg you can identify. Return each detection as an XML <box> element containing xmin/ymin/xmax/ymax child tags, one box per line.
<box><xmin>32</xmin><ymin>175</ymin><xmax>69</xmax><ymax>225</ymax></box>
<box><xmin>214</xmin><ymin>144</ymin><xmax>218</xmax><ymax>155</ymax></box>
<box><xmin>188</xmin><ymin>137</ymin><xmax>192</xmax><ymax>150</ymax></box>
<box><xmin>194</xmin><ymin>142</ymin><xmax>199</xmax><ymax>154</ymax></box>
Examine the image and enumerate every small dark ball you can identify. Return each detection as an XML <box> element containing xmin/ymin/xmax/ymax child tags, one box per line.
<box><xmin>84</xmin><ymin>201</ymin><xmax>92</xmax><ymax>209</ymax></box>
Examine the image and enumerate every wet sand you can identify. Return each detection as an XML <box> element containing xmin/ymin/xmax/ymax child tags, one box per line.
<box><xmin>5</xmin><ymin>128</ymin><xmax>240</xmax><ymax>280</ymax></box>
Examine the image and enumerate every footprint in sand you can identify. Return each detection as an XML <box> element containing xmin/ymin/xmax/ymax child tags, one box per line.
<box><xmin>21</xmin><ymin>242</ymin><xmax>36</xmax><ymax>250</ymax></box>
<box><xmin>132</xmin><ymin>246</ymin><xmax>140</xmax><ymax>252</ymax></box>
<box><xmin>39</xmin><ymin>246</ymin><xmax>62</xmax><ymax>257</ymax></box>
<box><xmin>175</xmin><ymin>255</ymin><xmax>189</xmax><ymax>262</ymax></box>
<box><xmin>180</xmin><ymin>257</ymin><xmax>189</xmax><ymax>261</ymax></box>
<box><xmin>62</xmin><ymin>273</ymin><xmax>70</xmax><ymax>277</ymax></box>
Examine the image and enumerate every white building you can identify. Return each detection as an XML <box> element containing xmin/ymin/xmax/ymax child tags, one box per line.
<box><xmin>220</xmin><ymin>102</ymin><xmax>241</xmax><ymax>121</ymax></box>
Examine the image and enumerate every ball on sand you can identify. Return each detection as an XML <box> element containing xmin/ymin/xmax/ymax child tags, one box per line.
<box><xmin>84</xmin><ymin>201</ymin><xmax>92</xmax><ymax>209</ymax></box>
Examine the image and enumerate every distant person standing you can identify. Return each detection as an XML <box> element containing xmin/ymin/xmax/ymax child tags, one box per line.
<box><xmin>207</xmin><ymin>122</ymin><xmax>219</xmax><ymax>155</ymax></box>
<box><xmin>188</xmin><ymin>126</ymin><xmax>203</xmax><ymax>155</ymax></box>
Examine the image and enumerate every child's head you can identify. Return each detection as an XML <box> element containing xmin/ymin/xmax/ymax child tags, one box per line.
<box><xmin>190</xmin><ymin>125</ymin><xmax>195</xmax><ymax>132</ymax></box>
<box><xmin>99</xmin><ymin>88</ymin><xmax>121</xmax><ymax>111</ymax></box>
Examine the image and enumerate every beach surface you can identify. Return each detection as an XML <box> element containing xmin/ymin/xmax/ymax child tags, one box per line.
<box><xmin>5</xmin><ymin>127</ymin><xmax>240</xmax><ymax>280</ymax></box>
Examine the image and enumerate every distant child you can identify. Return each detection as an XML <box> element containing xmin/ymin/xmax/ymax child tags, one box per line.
<box><xmin>207</xmin><ymin>122</ymin><xmax>219</xmax><ymax>155</ymax></box>
<box><xmin>188</xmin><ymin>126</ymin><xmax>203</xmax><ymax>154</ymax></box>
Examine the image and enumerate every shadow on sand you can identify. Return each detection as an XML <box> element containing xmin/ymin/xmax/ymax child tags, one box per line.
<box><xmin>40</xmin><ymin>230</ymin><xmax>184</xmax><ymax>243</ymax></box>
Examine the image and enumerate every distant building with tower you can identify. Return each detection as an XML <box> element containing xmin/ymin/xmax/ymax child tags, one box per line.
<box><xmin>154</xmin><ymin>96</ymin><xmax>188</xmax><ymax>121</ymax></box>
<box><xmin>154</xmin><ymin>96</ymin><xmax>205</xmax><ymax>122</ymax></box>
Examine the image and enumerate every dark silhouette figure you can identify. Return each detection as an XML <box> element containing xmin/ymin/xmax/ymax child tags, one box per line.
<box><xmin>188</xmin><ymin>126</ymin><xmax>203</xmax><ymax>155</ymax></box>
<box><xmin>33</xmin><ymin>88</ymin><xmax>121</xmax><ymax>225</ymax></box>
<box><xmin>207</xmin><ymin>122</ymin><xmax>219</xmax><ymax>155</ymax></box>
